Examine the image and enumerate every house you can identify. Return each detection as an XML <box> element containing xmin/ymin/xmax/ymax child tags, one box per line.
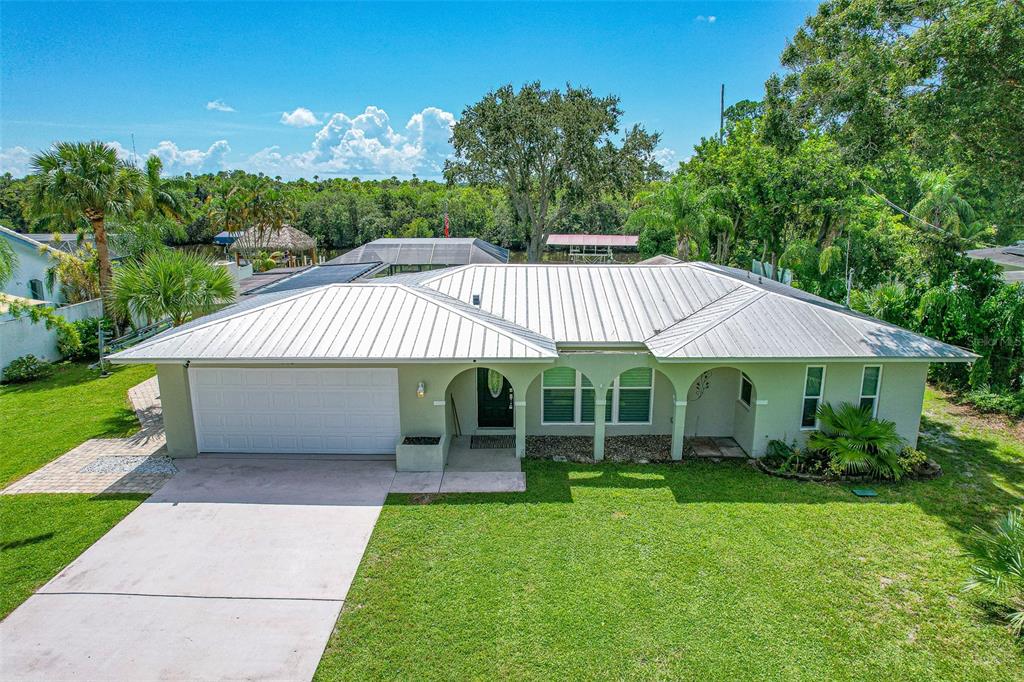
<box><xmin>330</xmin><ymin>237</ymin><xmax>509</xmax><ymax>274</ymax></box>
<box><xmin>109</xmin><ymin>262</ymin><xmax>974</xmax><ymax>471</ymax></box>
<box><xmin>966</xmin><ymin>243</ymin><xmax>1024</xmax><ymax>283</ymax></box>
<box><xmin>0</xmin><ymin>226</ymin><xmax>69</xmax><ymax>303</ymax></box>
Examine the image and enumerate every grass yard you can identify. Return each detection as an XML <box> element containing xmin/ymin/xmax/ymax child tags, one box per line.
<box><xmin>0</xmin><ymin>361</ymin><xmax>155</xmax><ymax>487</ymax></box>
<box><xmin>318</xmin><ymin>388</ymin><xmax>1024</xmax><ymax>681</ymax></box>
<box><xmin>0</xmin><ymin>494</ymin><xmax>145</xmax><ymax>618</ymax></box>
<box><xmin>0</xmin><ymin>361</ymin><xmax>154</xmax><ymax>619</ymax></box>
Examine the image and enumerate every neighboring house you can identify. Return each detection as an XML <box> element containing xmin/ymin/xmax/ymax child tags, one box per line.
<box><xmin>239</xmin><ymin>261</ymin><xmax>385</xmax><ymax>296</ymax></box>
<box><xmin>110</xmin><ymin>262</ymin><xmax>973</xmax><ymax>470</ymax></box>
<box><xmin>330</xmin><ymin>237</ymin><xmax>510</xmax><ymax>274</ymax></box>
<box><xmin>966</xmin><ymin>243</ymin><xmax>1024</xmax><ymax>283</ymax></box>
<box><xmin>0</xmin><ymin>226</ymin><xmax>68</xmax><ymax>303</ymax></box>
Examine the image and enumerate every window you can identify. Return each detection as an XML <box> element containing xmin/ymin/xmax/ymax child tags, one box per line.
<box><xmin>739</xmin><ymin>373</ymin><xmax>753</xmax><ymax>408</ymax></box>
<box><xmin>541</xmin><ymin>368</ymin><xmax>653</xmax><ymax>424</ymax></box>
<box><xmin>860</xmin><ymin>365</ymin><xmax>882</xmax><ymax>417</ymax></box>
<box><xmin>801</xmin><ymin>366</ymin><xmax>826</xmax><ymax>429</ymax></box>
<box><xmin>28</xmin><ymin>279</ymin><xmax>44</xmax><ymax>300</ymax></box>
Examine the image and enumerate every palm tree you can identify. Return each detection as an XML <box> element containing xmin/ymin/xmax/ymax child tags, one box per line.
<box><xmin>964</xmin><ymin>508</ymin><xmax>1024</xmax><ymax>636</ymax></box>
<box><xmin>138</xmin><ymin>155</ymin><xmax>184</xmax><ymax>220</ymax></box>
<box><xmin>808</xmin><ymin>402</ymin><xmax>905</xmax><ymax>479</ymax></box>
<box><xmin>628</xmin><ymin>177</ymin><xmax>727</xmax><ymax>260</ymax></box>
<box><xmin>28</xmin><ymin>141</ymin><xmax>144</xmax><ymax>309</ymax></box>
<box><xmin>911</xmin><ymin>171</ymin><xmax>994</xmax><ymax>250</ymax></box>
<box><xmin>0</xmin><ymin>238</ymin><xmax>16</xmax><ymax>287</ymax></box>
<box><xmin>111</xmin><ymin>250</ymin><xmax>236</xmax><ymax>327</ymax></box>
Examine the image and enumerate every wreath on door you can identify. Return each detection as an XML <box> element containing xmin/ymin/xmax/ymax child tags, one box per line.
<box><xmin>487</xmin><ymin>369</ymin><xmax>504</xmax><ymax>398</ymax></box>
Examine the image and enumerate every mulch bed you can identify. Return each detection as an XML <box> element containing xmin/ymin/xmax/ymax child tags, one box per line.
<box><xmin>402</xmin><ymin>436</ymin><xmax>440</xmax><ymax>445</ymax></box>
<box><xmin>754</xmin><ymin>458</ymin><xmax>943</xmax><ymax>483</ymax></box>
<box><xmin>526</xmin><ymin>435</ymin><xmax>673</xmax><ymax>463</ymax></box>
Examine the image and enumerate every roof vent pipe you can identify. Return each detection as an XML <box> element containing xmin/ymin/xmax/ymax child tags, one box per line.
<box><xmin>472</xmin><ymin>294</ymin><xmax>481</xmax><ymax>306</ymax></box>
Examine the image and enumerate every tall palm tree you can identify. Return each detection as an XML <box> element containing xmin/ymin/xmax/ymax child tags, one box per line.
<box><xmin>0</xmin><ymin>238</ymin><xmax>16</xmax><ymax>287</ymax></box>
<box><xmin>139</xmin><ymin>155</ymin><xmax>184</xmax><ymax>220</ymax></box>
<box><xmin>28</xmin><ymin>141</ymin><xmax>144</xmax><ymax>309</ymax></box>
<box><xmin>628</xmin><ymin>177</ymin><xmax>726</xmax><ymax>260</ymax></box>
<box><xmin>911</xmin><ymin>171</ymin><xmax>994</xmax><ymax>250</ymax></box>
<box><xmin>111</xmin><ymin>249</ymin><xmax>236</xmax><ymax>327</ymax></box>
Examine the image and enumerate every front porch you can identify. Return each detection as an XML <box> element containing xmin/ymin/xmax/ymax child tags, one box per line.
<box><xmin>391</xmin><ymin>436</ymin><xmax>525</xmax><ymax>493</ymax></box>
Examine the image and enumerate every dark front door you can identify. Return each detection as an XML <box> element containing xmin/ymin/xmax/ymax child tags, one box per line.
<box><xmin>477</xmin><ymin>368</ymin><xmax>513</xmax><ymax>428</ymax></box>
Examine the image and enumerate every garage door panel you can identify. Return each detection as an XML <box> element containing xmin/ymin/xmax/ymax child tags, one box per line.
<box><xmin>189</xmin><ymin>368</ymin><xmax>401</xmax><ymax>455</ymax></box>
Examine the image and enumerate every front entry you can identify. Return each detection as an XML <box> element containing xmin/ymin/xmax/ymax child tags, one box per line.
<box><xmin>477</xmin><ymin>368</ymin><xmax>513</xmax><ymax>428</ymax></box>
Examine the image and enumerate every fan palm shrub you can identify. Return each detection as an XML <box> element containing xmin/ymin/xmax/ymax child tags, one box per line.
<box><xmin>111</xmin><ymin>250</ymin><xmax>236</xmax><ymax>327</ymax></box>
<box><xmin>807</xmin><ymin>402</ymin><xmax>905</xmax><ymax>480</ymax></box>
<box><xmin>964</xmin><ymin>508</ymin><xmax>1024</xmax><ymax>636</ymax></box>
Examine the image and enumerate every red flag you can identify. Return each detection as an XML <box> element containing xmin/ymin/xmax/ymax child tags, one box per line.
<box><xmin>443</xmin><ymin>212</ymin><xmax>450</xmax><ymax>238</ymax></box>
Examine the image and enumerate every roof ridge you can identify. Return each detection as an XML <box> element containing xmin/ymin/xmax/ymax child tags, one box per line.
<box><xmin>641</xmin><ymin>283</ymin><xmax>740</xmax><ymax>343</ymax></box>
<box><xmin>398</xmin><ymin>284</ymin><xmax>557</xmax><ymax>357</ymax></box>
<box><xmin>654</xmin><ymin>288</ymin><xmax>767</xmax><ymax>356</ymax></box>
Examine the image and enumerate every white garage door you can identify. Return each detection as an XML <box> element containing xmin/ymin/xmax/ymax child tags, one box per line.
<box><xmin>189</xmin><ymin>368</ymin><xmax>401</xmax><ymax>454</ymax></box>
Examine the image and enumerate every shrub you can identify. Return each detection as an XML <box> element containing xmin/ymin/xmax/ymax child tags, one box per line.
<box><xmin>898</xmin><ymin>447</ymin><xmax>928</xmax><ymax>473</ymax></box>
<box><xmin>808</xmin><ymin>402</ymin><xmax>906</xmax><ymax>480</ymax></box>
<box><xmin>59</xmin><ymin>317</ymin><xmax>113</xmax><ymax>360</ymax></box>
<box><xmin>962</xmin><ymin>389</ymin><xmax>1024</xmax><ymax>419</ymax></box>
<box><xmin>964</xmin><ymin>508</ymin><xmax>1024</xmax><ymax>636</ymax></box>
<box><xmin>763</xmin><ymin>439</ymin><xmax>829</xmax><ymax>475</ymax></box>
<box><xmin>2</xmin><ymin>355</ymin><xmax>54</xmax><ymax>383</ymax></box>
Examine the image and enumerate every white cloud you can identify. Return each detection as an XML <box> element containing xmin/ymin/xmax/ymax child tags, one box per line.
<box><xmin>654</xmin><ymin>147</ymin><xmax>677</xmax><ymax>169</ymax></box>
<box><xmin>249</xmin><ymin>105</ymin><xmax>456</xmax><ymax>179</ymax></box>
<box><xmin>106</xmin><ymin>140</ymin><xmax>143</xmax><ymax>167</ymax></box>
<box><xmin>280</xmin><ymin>107</ymin><xmax>322</xmax><ymax>127</ymax></box>
<box><xmin>206</xmin><ymin>99</ymin><xmax>236</xmax><ymax>112</ymax></box>
<box><xmin>0</xmin><ymin>146</ymin><xmax>33</xmax><ymax>177</ymax></box>
<box><xmin>695</xmin><ymin>15</ymin><xmax>716</xmax><ymax>23</ymax></box>
<box><xmin>149</xmin><ymin>139</ymin><xmax>231</xmax><ymax>174</ymax></box>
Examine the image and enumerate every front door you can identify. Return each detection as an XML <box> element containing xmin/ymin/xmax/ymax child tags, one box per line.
<box><xmin>477</xmin><ymin>368</ymin><xmax>513</xmax><ymax>428</ymax></box>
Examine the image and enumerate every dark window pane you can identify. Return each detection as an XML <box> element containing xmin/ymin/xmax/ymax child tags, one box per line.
<box><xmin>805</xmin><ymin>367</ymin><xmax>824</xmax><ymax>397</ymax></box>
<box><xmin>618</xmin><ymin>367</ymin><xmax>652</xmax><ymax>388</ymax></box>
<box><xmin>543</xmin><ymin>367</ymin><xmax>576</xmax><ymax>388</ymax></box>
<box><xmin>740</xmin><ymin>378</ymin><xmax>753</xmax><ymax>406</ymax></box>
<box><xmin>543</xmin><ymin>389</ymin><xmax>576</xmax><ymax>422</ymax></box>
<box><xmin>859</xmin><ymin>397</ymin><xmax>875</xmax><ymax>413</ymax></box>
<box><xmin>801</xmin><ymin>398</ymin><xmax>819</xmax><ymax>428</ymax></box>
<box><xmin>580</xmin><ymin>388</ymin><xmax>595</xmax><ymax>422</ymax></box>
<box><xmin>618</xmin><ymin>389</ymin><xmax>651</xmax><ymax>422</ymax></box>
<box><xmin>861</xmin><ymin>367</ymin><xmax>880</xmax><ymax>396</ymax></box>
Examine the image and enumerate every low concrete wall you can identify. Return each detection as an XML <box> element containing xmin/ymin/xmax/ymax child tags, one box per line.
<box><xmin>217</xmin><ymin>261</ymin><xmax>253</xmax><ymax>287</ymax></box>
<box><xmin>0</xmin><ymin>299</ymin><xmax>103</xmax><ymax>373</ymax></box>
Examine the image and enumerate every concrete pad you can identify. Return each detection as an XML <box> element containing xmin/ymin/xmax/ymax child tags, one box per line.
<box><xmin>0</xmin><ymin>456</ymin><xmax>396</xmax><ymax>681</ymax></box>
<box><xmin>0</xmin><ymin>593</ymin><xmax>341</xmax><ymax>682</ymax></box>
<box><xmin>439</xmin><ymin>471</ymin><xmax>526</xmax><ymax>493</ymax></box>
<box><xmin>391</xmin><ymin>471</ymin><xmax>443</xmax><ymax>493</ymax></box>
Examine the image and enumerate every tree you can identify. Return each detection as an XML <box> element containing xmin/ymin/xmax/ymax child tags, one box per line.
<box><xmin>43</xmin><ymin>242</ymin><xmax>100</xmax><ymax>304</ymax></box>
<box><xmin>0</xmin><ymin>238</ymin><xmax>16</xmax><ymax>287</ymax></box>
<box><xmin>627</xmin><ymin>176</ymin><xmax>729</xmax><ymax>261</ymax></box>
<box><xmin>446</xmin><ymin>82</ymin><xmax>662</xmax><ymax>262</ymax></box>
<box><xmin>111</xmin><ymin>250</ymin><xmax>236</xmax><ymax>327</ymax></box>
<box><xmin>28</xmin><ymin>141</ymin><xmax>144</xmax><ymax>311</ymax></box>
<box><xmin>137</xmin><ymin>155</ymin><xmax>184</xmax><ymax>220</ymax></box>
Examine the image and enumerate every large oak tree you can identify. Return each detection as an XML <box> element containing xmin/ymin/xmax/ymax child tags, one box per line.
<box><xmin>445</xmin><ymin>82</ymin><xmax>663</xmax><ymax>262</ymax></box>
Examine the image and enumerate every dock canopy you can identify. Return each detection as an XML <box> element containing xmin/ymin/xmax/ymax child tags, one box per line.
<box><xmin>546</xmin><ymin>234</ymin><xmax>638</xmax><ymax>248</ymax></box>
<box><xmin>228</xmin><ymin>224</ymin><xmax>317</xmax><ymax>255</ymax></box>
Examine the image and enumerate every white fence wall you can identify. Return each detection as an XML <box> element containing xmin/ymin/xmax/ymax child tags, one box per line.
<box><xmin>0</xmin><ymin>299</ymin><xmax>104</xmax><ymax>373</ymax></box>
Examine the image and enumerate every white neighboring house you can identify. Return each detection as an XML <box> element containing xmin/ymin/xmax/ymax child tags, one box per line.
<box><xmin>0</xmin><ymin>226</ymin><xmax>105</xmax><ymax>373</ymax></box>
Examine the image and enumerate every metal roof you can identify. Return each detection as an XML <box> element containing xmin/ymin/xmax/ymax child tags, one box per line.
<box><xmin>111</xmin><ymin>283</ymin><xmax>557</xmax><ymax>363</ymax></box>
<box><xmin>241</xmin><ymin>262</ymin><xmax>384</xmax><ymax>296</ymax></box>
<box><xmin>967</xmin><ymin>245</ymin><xmax>1024</xmax><ymax>269</ymax></box>
<box><xmin>330</xmin><ymin>238</ymin><xmax>509</xmax><ymax>266</ymax></box>
<box><xmin>546</xmin><ymin>234</ymin><xmax>638</xmax><ymax>248</ymax></box>
<box><xmin>111</xmin><ymin>262</ymin><xmax>974</xmax><ymax>364</ymax></box>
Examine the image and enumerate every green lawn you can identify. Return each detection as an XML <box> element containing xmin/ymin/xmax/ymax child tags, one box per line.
<box><xmin>0</xmin><ymin>362</ymin><xmax>155</xmax><ymax>487</ymax></box>
<box><xmin>0</xmin><ymin>361</ymin><xmax>154</xmax><ymax>619</ymax></box>
<box><xmin>0</xmin><ymin>494</ymin><xmax>145</xmax><ymax>618</ymax></box>
<box><xmin>318</xmin><ymin>389</ymin><xmax>1024</xmax><ymax>681</ymax></box>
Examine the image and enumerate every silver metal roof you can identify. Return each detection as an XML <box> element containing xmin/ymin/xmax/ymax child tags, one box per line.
<box><xmin>330</xmin><ymin>238</ymin><xmax>509</xmax><ymax>266</ymax></box>
<box><xmin>111</xmin><ymin>262</ymin><xmax>974</xmax><ymax>364</ymax></box>
<box><xmin>111</xmin><ymin>284</ymin><xmax>556</xmax><ymax>363</ymax></box>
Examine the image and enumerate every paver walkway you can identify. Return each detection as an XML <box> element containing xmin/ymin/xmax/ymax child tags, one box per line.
<box><xmin>2</xmin><ymin>376</ymin><xmax>175</xmax><ymax>494</ymax></box>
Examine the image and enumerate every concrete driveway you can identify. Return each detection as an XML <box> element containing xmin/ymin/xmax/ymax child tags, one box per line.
<box><xmin>0</xmin><ymin>456</ymin><xmax>396</xmax><ymax>681</ymax></box>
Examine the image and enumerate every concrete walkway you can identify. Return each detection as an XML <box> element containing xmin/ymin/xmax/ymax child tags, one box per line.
<box><xmin>2</xmin><ymin>376</ymin><xmax>174</xmax><ymax>495</ymax></box>
<box><xmin>0</xmin><ymin>456</ymin><xmax>396</xmax><ymax>681</ymax></box>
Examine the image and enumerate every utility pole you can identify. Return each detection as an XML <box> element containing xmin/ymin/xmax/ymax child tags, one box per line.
<box><xmin>719</xmin><ymin>84</ymin><xmax>725</xmax><ymax>143</ymax></box>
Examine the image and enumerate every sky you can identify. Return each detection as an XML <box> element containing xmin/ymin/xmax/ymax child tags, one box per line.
<box><xmin>1</xmin><ymin>1</ymin><xmax>817</xmax><ymax>180</ymax></box>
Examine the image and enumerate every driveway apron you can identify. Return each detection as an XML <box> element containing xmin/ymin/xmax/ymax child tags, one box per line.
<box><xmin>0</xmin><ymin>456</ymin><xmax>395</xmax><ymax>681</ymax></box>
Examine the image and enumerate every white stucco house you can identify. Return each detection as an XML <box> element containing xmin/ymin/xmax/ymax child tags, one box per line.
<box><xmin>109</xmin><ymin>262</ymin><xmax>975</xmax><ymax>470</ymax></box>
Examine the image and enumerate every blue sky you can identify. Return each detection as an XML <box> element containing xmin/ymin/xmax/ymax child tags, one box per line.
<box><xmin>1</xmin><ymin>1</ymin><xmax>817</xmax><ymax>179</ymax></box>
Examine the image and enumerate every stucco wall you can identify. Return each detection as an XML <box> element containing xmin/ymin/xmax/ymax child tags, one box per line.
<box><xmin>148</xmin><ymin>357</ymin><xmax>931</xmax><ymax>459</ymax></box>
<box><xmin>1</xmin><ymin>234</ymin><xmax>61</xmax><ymax>303</ymax></box>
<box><xmin>0</xmin><ymin>299</ymin><xmax>103</xmax><ymax>373</ymax></box>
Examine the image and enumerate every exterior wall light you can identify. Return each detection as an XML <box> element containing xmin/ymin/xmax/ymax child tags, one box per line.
<box><xmin>416</xmin><ymin>381</ymin><xmax>426</xmax><ymax>398</ymax></box>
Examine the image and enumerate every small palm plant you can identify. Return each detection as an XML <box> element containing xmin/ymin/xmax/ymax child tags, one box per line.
<box><xmin>808</xmin><ymin>402</ymin><xmax>905</xmax><ymax>480</ymax></box>
<box><xmin>964</xmin><ymin>509</ymin><xmax>1024</xmax><ymax>636</ymax></box>
<box><xmin>112</xmin><ymin>250</ymin><xmax>236</xmax><ymax>327</ymax></box>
